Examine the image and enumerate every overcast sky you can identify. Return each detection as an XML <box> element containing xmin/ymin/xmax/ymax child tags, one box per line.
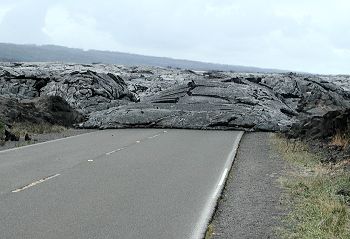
<box><xmin>0</xmin><ymin>0</ymin><xmax>349</xmax><ymax>74</ymax></box>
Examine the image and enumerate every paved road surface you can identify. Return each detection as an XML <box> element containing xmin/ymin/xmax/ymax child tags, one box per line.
<box><xmin>0</xmin><ymin>129</ymin><xmax>242</xmax><ymax>239</ymax></box>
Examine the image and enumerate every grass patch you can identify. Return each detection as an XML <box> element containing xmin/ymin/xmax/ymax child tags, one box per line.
<box><xmin>330</xmin><ymin>133</ymin><xmax>350</xmax><ymax>149</ymax></box>
<box><xmin>272</xmin><ymin>134</ymin><xmax>350</xmax><ymax>239</ymax></box>
<box><xmin>11</xmin><ymin>122</ymin><xmax>67</xmax><ymax>137</ymax></box>
<box><xmin>0</xmin><ymin>120</ymin><xmax>5</xmax><ymax>144</ymax></box>
<box><xmin>15</xmin><ymin>141</ymin><xmax>34</xmax><ymax>148</ymax></box>
<box><xmin>0</xmin><ymin>120</ymin><xmax>4</xmax><ymax>131</ymax></box>
<box><xmin>272</xmin><ymin>134</ymin><xmax>321</xmax><ymax>167</ymax></box>
<box><xmin>204</xmin><ymin>224</ymin><xmax>214</xmax><ymax>239</ymax></box>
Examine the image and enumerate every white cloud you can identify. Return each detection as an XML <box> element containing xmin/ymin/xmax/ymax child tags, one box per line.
<box><xmin>0</xmin><ymin>4</ymin><xmax>13</xmax><ymax>24</ymax></box>
<box><xmin>42</xmin><ymin>5</ymin><xmax>122</xmax><ymax>51</ymax></box>
<box><xmin>0</xmin><ymin>0</ymin><xmax>349</xmax><ymax>74</ymax></box>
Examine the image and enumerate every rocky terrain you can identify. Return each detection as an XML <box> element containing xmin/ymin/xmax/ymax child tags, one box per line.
<box><xmin>1</xmin><ymin>62</ymin><xmax>350</xmax><ymax>134</ymax></box>
<box><xmin>0</xmin><ymin>96</ymin><xmax>84</xmax><ymax>127</ymax></box>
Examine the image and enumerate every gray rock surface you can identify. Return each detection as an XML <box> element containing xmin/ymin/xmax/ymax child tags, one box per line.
<box><xmin>0</xmin><ymin>95</ymin><xmax>84</xmax><ymax>126</ymax></box>
<box><xmin>1</xmin><ymin>63</ymin><xmax>349</xmax><ymax>131</ymax></box>
<box><xmin>83</xmin><ymin>72</ymin><xmax>350</xmax><ymax>131</ymax></box>
<box><xmin>288</xmin><ymin>108</ymin><xmax>350</xmax><ymax>140</ymax></box>
<box><xmin>0</xmin><ymin>63</ymin><xmax>136</xmax><ymax>114</ymax></box>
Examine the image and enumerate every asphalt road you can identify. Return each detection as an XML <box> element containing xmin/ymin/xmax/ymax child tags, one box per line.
<box><xmin>0</xmin><ymin>129</ymin><xmax>243</xmax><ymax>239</ymax></box>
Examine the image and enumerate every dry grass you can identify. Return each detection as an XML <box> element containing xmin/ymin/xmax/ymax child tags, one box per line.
<box><xmin>204</xmin><ymin>224</ymin><xmax>214</xmax><ymax>239</ymax></box>
<box><xmin>13</xmin><ymin>141</ymin><xmax>34</xmax><ymax>148</ymax></box>
<box><xmin>0</xmin><ymin>120</ymin><xmax>4</xmax><ymax>131</ymax></box>
<box><xmin>272</xmin><ymin>134</ymin><xmax>350</xmax><ymax>239</ymax></box>
<box><xmin>0</xmin><ymin>121</ymin><xmax>67</xmax><ymax>146</ymax></box>
<box><xmin>11</xmin><ymin>122</ymin><xmax>67</xmax><ymax>138</ymax></box>
<box><xmin>272</xmin><ymin>133</ymin><xmax>320</xmax><ymax>167</ymax></box>
<box><xmin>330</xmin><ymin>133</ymin><xmax>350</xmax><ymax>149</ymax></box>
<box><xmin>0</xmin><ymin>120</ymin><xmax>5</xmax><ymax>145</ymax></box>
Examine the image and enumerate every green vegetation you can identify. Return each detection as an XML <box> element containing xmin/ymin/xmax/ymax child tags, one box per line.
<box><xmin>272</xmin><ymin>134</ymin><xmax>350</xmax><ymax>239</ymax></box>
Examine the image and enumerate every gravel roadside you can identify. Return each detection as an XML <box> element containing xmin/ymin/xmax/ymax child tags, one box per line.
<box><xmin>210</xmin><ymin>132</ymin><xmax>287</xmax><ymax>239</ymax></box>
<box><xmin>0</xmin><ymin>128</ymin><xmax>95</xmax><ymax>151</ymax></box>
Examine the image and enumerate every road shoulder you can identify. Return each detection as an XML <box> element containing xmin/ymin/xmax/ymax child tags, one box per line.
<box><xmin>0</xmin><ymin>129</ymin><xmax>94</xmax><ymax>152</ymax></box>
<box><xmin>209</xmin><ymin>132</ymin><xmax>287</xmax><ymax>239</ymax></box>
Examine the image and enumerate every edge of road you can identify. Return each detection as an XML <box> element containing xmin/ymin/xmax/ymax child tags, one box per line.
<box><xmin>0</xmin><ymin>131</ymin><xmax>96</xmax><ymax>154</ymax></box>
<box><xmin>1</xmin><ymin>128</ymin><xmax>245</xmax><ymax>238</ymax></box>
<box><xmin>191</xmin><ymin>131</ymin><xmax>244</xmax><ymax>239</ymax></box>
